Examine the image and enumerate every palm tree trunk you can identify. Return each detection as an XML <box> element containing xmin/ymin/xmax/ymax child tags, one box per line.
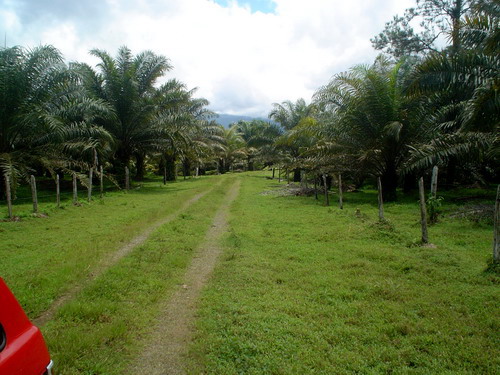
<box><xmin>218</xmin><ymin>158</ymin><xmax>225</xmax><ymax>174</ymax></box>
<box><xmin>247</xmin><ymin>155</ymin><xmax>254</xmax><ymax>171</ymax></box>
<box><xmin>165</xmin><ymin>153</ymin><xmax>177</xmax><ymax>181</ymax></box>
<box><xmin>381</xmin><ymin>165</ymin><xmax>398</xmax><ymax>201</ymax></box>
<box><xmin>134</xmin><ymin>152</ymin><xmax>146</xmax><ymax>181</ymax></box>
<box><xmin>293</xmin><ymin>168</ymin><xmax>301</xmax><ymax>182</ymax></box>
<box><xmin>0</xmin><ymin>173</ymin><xmax>5</xmax><ymax>199</ymax></box>
<box><xmin>183</xmin><ymin>158</ymin><xmax>191</xmax><ymax>178</ymax></box>
<box><xmin>403</xmin><ymin>171</ymin><xmax>417</xmax><ymax>193</ymax></box>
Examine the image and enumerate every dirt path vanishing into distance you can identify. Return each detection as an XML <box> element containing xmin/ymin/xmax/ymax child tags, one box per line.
<box><xmin>33</xmin><ymin>179</ymin><xmax>223</xmax><ymax>326</ymax></box>
<box><xmin>130</xmin><ymin>179</ymin><xmax>241</xmax><ymax>375</ymax></box>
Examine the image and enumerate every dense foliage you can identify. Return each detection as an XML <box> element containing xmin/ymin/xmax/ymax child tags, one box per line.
<box><xmin>1</xmin><ymin>0</ymin><xmax>498</xmax><ymax>202</ymax></box>
<box><xmin>0</xmin><ymin>45</ymin><xmax>229</xmax><ymax>195</ymax></box>
<box><xmin>268</xmin><ymin>0</ymin><xmax>498</xmax><ymax>201</ymax></box>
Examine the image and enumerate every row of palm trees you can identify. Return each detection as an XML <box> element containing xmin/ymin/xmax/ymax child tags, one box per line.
<box><xmin>0</xmin><ymin>45</ymin><xmax>231</xmax><ymax>196</ymax></box>
<box><xmin>264</xmin><ymin>1</ymin><xmax>498</xmax><ymax>200</ymax></box>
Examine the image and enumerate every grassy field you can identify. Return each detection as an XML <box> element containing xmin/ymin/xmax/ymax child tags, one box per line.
<box><xmin>1</xmin><ymin>172</ymin><xmax>498</xmax><ymax>374</ymax></box>
<box><xmin>188</xmin><ymin>173</ymin><xmax>499</xmax><ymax>374</ymax></box>
<box><xmin>0</xmin><ymin>175</ymin><xmax>223</xmax><ymax>317</ymax></box>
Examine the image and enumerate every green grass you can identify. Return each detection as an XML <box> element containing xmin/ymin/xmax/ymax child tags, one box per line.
<box><xmin>188</xmin><ymin>173</ymin><xmax>499</xmax><ymax>374</ymax></box>
<box><xmin>1</xmin><ymin>172</ymin><xmax>498</xmax><ymax>374</ymax></box>
<box><xmin>0</xmin><ymin>175</ymin><xmax>222</xmax><ymax>317</ymax></box>
<box><xmin>43</xmin><ymin>175</ymin><xmax>238</xmax><ymax>374</ymax></box>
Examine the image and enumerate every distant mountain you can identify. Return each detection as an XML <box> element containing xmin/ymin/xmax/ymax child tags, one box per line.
<box><xmin>215</xmin><ymin>113</ymin><xmax>270</xmax><ymax>128</ymax></box>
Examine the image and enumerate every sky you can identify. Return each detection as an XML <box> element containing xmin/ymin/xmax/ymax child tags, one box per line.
<box><xmin>1</xmin><ymin>0</ymin><xmax>414</xmax><ymax>117</ymax></box>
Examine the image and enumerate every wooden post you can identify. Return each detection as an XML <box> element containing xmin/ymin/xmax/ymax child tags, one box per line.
<box><xmin>163</xmin><ymin>166</ymin><xmax>167</xmax><ymax>185</ymax></box>
<box><xmin>419</xmin><ymin>177</ymin><xmax>429</xmax><ymax>244</ymax></box>
<box><xmin>322</xmin><ymin>174</ymin><xmax>330</xmax><ymax>206</ymax></box>
<box><xmin>272</xmin><ymin>168</ymin><xmax>275</xmax><ymax>179</ymax></box>
<box><xmin>88</xmin><ymin>168</ymin><xmax>93</xmax><ymax>202</ymax></box>
<box><xmin>56</xmin><ymin>174</ymin><xmax>60</xmax><ymax>207</ymax></box>
<box><xmin>195</xmin><ymin>166</ymin><xmax>199</xmax><ymax>178</ymax></box>
<box><xmin>493</xmin><ymin>185</ymin><xmax>500</xmax><ymax>263</ymax></box>
<box><xmin>30</xmin><ymin>175</ymin><xmax>38</xmax><ymax>214</ymax></box>
<box><xmin>4</xmin><ymin>174</ymin><xmax>12</xmax><ymax>219</ymax></box>
<box><xmin>100</xmin><ymin>166</ymin><xmax>104</xmax><ymax>198</ymax></box>
<box><xmin>125</xmin><ymin>167</ymin><xmax>130</xmax><ymax>190</ymax></box>
<box><xmin>338</xmin><ymin>173</ymin><xmax>343</xmax><ymax>210</ymax></box>
<box><xmin>73</xmin><ymin>173</ymin><xmax>78</xmax><ymax>204</ymax></box>
<box><xmin>377</xmin><ymin>177</ymin><xmax>384</xmax><ymax>221</ymax></box>
<box><xmin>314</xmin><ymin>176</ymin><xmax>318</xmax><ymax>200</ymax></box>
<box><xmin>286</xmin><ymin>169</ymin><xmax>290</xmax><ymax>184</ymax></box>
<box><xmin>431</xmin><ymin>166</ymin><xmax>439</xmax><ymax>198</ymax></box>
<box><xmin>278</xmin><ymin>167</ymin><xmax>281</xmax><ymax>183</ymax></box>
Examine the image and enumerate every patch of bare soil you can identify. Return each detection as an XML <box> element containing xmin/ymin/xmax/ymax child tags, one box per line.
<box><xmin>33</xmin><ymin>182</ymin><xmax>221</xmax><ymax>326</ymax></box>
<box><xmin>130</xmin><ymin>180</ymin><xmax>240</xmax><ymax>375</ymax></box>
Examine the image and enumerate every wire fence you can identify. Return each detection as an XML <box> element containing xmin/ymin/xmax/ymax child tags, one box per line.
<box><xmin>2</xmin><ymin>168</ymin><xmax>131</xmax><ymax>218</ymax></box>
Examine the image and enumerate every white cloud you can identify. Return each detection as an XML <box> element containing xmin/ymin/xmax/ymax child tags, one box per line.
<box><xmin>1</xmin><ymin>0</ymin><xmax>414</xmax><ymax>116</ymax></box>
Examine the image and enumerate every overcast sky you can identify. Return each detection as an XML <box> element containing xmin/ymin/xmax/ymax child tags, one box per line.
<box><xmin>1</xmin><ymin>0</ymin><xmax>413</xmax><ymax>117</ymax></box>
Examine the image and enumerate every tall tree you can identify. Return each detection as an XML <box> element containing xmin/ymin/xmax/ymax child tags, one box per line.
<box><xmin>372</xmin><ymin>0</ymin><xmax>474</xmax><ymax>58</ymax></box>
<box><xmin>0</xmin><ymin>45</ymin><xmax>111</xmax><ymax>195</ymax></box>
<box><xmin>234</xmin><ymin>120</ymin><xmax>282</xmax><ymax>170</ymax></box>
<box><xmin>269</xmin><ymin>99</ymin><xmax>316</xmax><ymax>181</ymax></box>
<box><xmin>74</xmin><ymin>46</ymin><xmax>171</xmax><ymax>175</ymax></box>
<box><xmin>404</xmin><ymin>0</ymin><xmax>499</xmax><ymax>174</ymax></box>
<box><xmin>314</xmin><ymin>57</ymin><xmax>424</xmax><ymax>200</ymax></box>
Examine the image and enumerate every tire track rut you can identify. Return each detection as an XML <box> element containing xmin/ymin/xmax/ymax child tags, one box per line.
<box><xmin>33</xmin><ymin>180</ymin><xmax>222</xmax><ymax>326</ymax></box>
<box><xmin>131</xmin><ymin>179</ymin><xmax>240</xmax><ymax>375</ymax></box>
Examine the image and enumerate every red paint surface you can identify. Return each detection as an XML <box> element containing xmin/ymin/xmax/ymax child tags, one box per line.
<box><xmin>0</xmin><ymin>278</ymin><xmax>51</xmax><ymax>375</ymax></box>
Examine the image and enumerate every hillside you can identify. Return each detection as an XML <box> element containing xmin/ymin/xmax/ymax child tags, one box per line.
<box><xmin>215</xmin><ymin>113</ymin><xmax>270</xmax><ymax>127</ymax></box>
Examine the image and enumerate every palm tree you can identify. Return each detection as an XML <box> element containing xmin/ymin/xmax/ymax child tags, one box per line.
<box><xmin>218</xmin><ymin>126</ymin><xmax>247</xmax><ymax>173</ymax></box>
<box><xmin>405</xmin><ymin>0</ymin><xmax>499</xmax><ymax>176</ymax></box>
<box><xmin>269</xmin><ymin>98</ymin><xmax>315</xmax><ymax>131</ymax></box>
<box><xmin>269</xmin><ymin>98</ymin><xmax>316</xmax><ymax>181</ymax></box>
<box><xmin>74</xmin><ymin>46</ymin><xmax>171</xmax><ymax>178</ymax></box>
<box><xmin>314</xmin><ymin>57</ymin><xmax>424</xmax><ymax>200</ymax></box>
<box><xmin>150</xmin><ymin>84</ymin><xmax>221</xmax><ymax>181</ymax></box>
<box><xmin>0</xmin><ymin>45</ymin><xmax>111</xmax><ymax>195</ymax></box>
<box><xmin>234</xmin><ymin>120</ymin><xmax>282</xmax><ymax>170</ymax></box>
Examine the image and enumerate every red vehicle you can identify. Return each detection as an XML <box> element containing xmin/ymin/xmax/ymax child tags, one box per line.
<box><xmin>0</xmin><ymin>278</ymin><xmax>53</xmax><ymax>375</ymax></box>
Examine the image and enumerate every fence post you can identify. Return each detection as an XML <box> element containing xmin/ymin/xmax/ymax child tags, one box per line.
<box><xmin>56</xmin><ymin>174</ymin><xmax>60</xmax><ymax>207</ymax></box>
<box><xmin>278</xmin><ymin>167</ymin><xmax>281</xmax><ymax>183</ymax></box>
<box><xmin>418</xmin><ymin>177</ymin><xmax>429</xmax><ymax>244</ymax></box>
<box><xmin>338</xmin><ymin>173</ymin><xmax>343</xmax><ymax>210</ymax></box>
<box><xmin>73</xmin><ymin>173</ymin><xmax>78</xmax><ymax>204</ymax></box>
<box><xmin>88</xmin><ymin>168</ymin><xmax>93</xmax><ymax>202</ymax></box>
<box><xmin>494</xmin><ymin>185</ymin><xmax>500</xmax><ymax>263</ymax></box>
<box><xmin>100</xmin><ymin>166</ymin><xmax>104</xmax><ymax>198</ymax></box>
<box><xmin>377</xmin><ymin>177</ymin><xmax>384</xmax><ymax>221</ymax></box>
<box><xmin>125</xmin><ymin>167</ymin><xmax>130</xmax><ymax>190</ymax></box>
<box><xmin>322</xmin><ymin>174</ymin><xmax>330</xmax><ymax>206</ymax></box>
<box><xmin>30</xmin><ymin>175</ymin><xmax>38</xmax><ymax>214</ymax></box>
<box><xmin>4</xmin><ymin>173</ymin><xmax>13</xmax><ymax>219</ymax></box>
<box><xmin>314</xmin><ymin>176</ymin><xmax>318</xmax><ymax>200</ymax></box>
<box><xmin>431</xmin><ymin>166</ymin><xmax>439</xmax><ymax>198</ymax></box>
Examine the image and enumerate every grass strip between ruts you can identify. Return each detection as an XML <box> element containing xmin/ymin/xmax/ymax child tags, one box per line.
<box><xmin>42</xmin><ymin>175</ymin><xmax>237</xmax><ymax>374</ymax></box>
